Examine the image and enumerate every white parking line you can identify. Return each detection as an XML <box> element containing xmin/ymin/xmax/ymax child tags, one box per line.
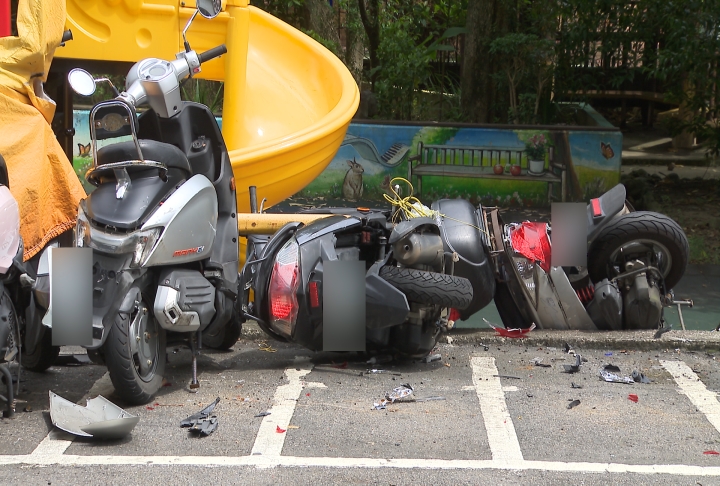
<box><xmin>250</xmin><ymin>363</ymin><xmax>313</xmax><ymax>457</ymax></box>
<box><xmin>661</xmin><ymin>360</ymin><xmax>720</xmax><ymax>433</ymax></box>
<box><xmin>471</xmin><ymin>356</ymin><xmax>523</xmax><ymax>462</ymax></box>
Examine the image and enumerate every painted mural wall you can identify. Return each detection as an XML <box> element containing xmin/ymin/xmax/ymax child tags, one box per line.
<box><xmin>72</xmin><ymin>110</ymin><xmax>621</xmax><ymax>208</ymax></box>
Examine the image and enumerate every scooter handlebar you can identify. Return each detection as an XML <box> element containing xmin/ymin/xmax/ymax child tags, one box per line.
<box><xmin>197</xmin><ymin>45</ymin><xmax>227</xmax><ymax>64</ymax></box>
<box><xmin>61</xmin><ymin>29</ymin><xmax>73</xmax><ymax>44</ymax></box>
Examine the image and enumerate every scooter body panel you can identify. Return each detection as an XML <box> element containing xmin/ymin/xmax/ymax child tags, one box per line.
<box><xmin>142</xmin><ymin>174</ymin><xmax>218</xmax><ymax>266</ymax></box>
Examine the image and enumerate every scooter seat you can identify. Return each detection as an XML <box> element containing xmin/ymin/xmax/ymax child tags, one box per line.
<box><xmin>96</xmin><ymin>140</ymin><xmax>192</xmax><ymax>175</ymax></box>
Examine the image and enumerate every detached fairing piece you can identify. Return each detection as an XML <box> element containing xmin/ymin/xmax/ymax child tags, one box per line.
<box><xmin>49</xmin><ymin>391</ymin><xmax>139</xmax><ymax>439</ymax></box>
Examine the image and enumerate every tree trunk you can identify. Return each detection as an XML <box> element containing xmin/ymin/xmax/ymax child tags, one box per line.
<box><xmin>460</xmin><ymin>0</ymin><xmax>510</xmax><ymax>123</ymax></box>
<box><xmin>357</xmin><ymin>0</ymin><xmax>380</xmax><ymax>86</ymax></box>
<box><xmin>304</xmin><ymin>0</ymin><xmax>342</xmax><ymax>55</ymax></box>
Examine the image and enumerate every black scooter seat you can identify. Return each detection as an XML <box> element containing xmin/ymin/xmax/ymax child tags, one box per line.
<box><xmin>96</xmin><ymin>140</ymin><xmax>192</xmax><ymax>175</ymax></box>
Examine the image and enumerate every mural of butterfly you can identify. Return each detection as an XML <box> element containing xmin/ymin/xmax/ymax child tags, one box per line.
<box><xmin>77</xmin><ymin>142</ymin><xmax>91</xmax><ymax>158</ymax></box>
<box><xmin>600</xmin><ymin>142</ymin><xmax>614</xmax><ymax>160</ymax></box>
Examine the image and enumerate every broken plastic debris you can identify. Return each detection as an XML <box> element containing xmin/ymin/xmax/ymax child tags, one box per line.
<box><xmin>599</xmin><ymin>366</ymin><xmax>634</xmax><ymax>384</ymax></box>
<box><xmin>276</xmin><ymin>425</ymin><xmax>286</xmax><ymax>433</ymax></box>
<box><xmin>49</xmin><ymin>391</ymin><xmax>139</xmax><ymax>439</ymax></box>
<box><xmin>386</xmin><ymin>384</ymin><xmax>414</xmax><ymax>402</ymax></box>
<box><xmin>628</xmin><ymin>394</ymin><xmax>639</xmax><ymax>403</ymax></box>
<box><xmin>563</xmin><ymin>354</ymin><xmax>582</xmax><ymax>373</ymax></box>
<box><xmin>704</xmin><ymin>451</ymin><xmax>720</xmax><ymax>455</ymax></box>
<box><xmin>413</xmin><ymin>396</ymin><xmax>446</xmax><ymax>402</ymax></box>
<box><xmin>531</xmin><ymin>358</ymin><xmax>551</xmax><ymax>368</ymax></box>
<box><xmin>632</xmin><ymin>371</ymin><xmax>651</xmax><ymax>384</ymax></box>
<box><xmin>570</xmin><ymin>382</ymin><xmax>582</xmax><ymax>389</ymax></box>
<box><xmin>255</xmin><ymin>411</ymin><xmax>271</xmax><ymax>417</ymax></box>
<box><xmin>423</xmin><ymin>354</ymin><xmax>442</xmax><ymax>363</ymax></box>
<box><xmin>483</xmin><ymin>318</ymin><xmax>536</xmax><ymax>338</ymax></box>
<box><xmin>180</xmin><ymin>397</ymin><xmax>220</xmax><ymax>436</ymax></box>
<box><xmin>567</xmin><ymin>399</ymin><xmax>581</xmax><ymax>409</ymax></box>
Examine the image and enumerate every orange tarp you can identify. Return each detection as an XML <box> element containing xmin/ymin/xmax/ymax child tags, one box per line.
<box><xmin>0</xmin><ymin>0</ymin><xmax>85</xmax><ymax>260</ymax></box>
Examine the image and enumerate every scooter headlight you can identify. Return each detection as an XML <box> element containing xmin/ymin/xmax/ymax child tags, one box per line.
<box><xmin>268</xmin><ymin>237</ymin><xmax>300</xmax><ymax>338</ymax></box>
<box><xmin>130</xmin><ymin>228</ymin><xmax>161</xmax><ymax>268</ymax></box>
<box><xmin>75</xmin><ymin>206</ymin><xmax>91</xmax><ymax>248</ymax></box>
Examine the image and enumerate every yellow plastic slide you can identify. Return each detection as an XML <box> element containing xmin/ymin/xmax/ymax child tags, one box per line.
<box><xmin>55</xmin><ymin>0</ymin><xmax>359</xmax><ymax>212</ymax></box>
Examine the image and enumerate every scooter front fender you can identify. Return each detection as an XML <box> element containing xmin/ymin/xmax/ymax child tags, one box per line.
<box><xmin>85</xmin><ymin>252</ymin><xmax>150</xmax><ymax>350</ymax></box>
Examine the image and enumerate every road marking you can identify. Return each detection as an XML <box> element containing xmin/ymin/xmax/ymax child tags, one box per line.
<box><xmin>661</xmin><ymin>360</ymin><xmax>720</xmax><ymax>433</ymax></box>
<box><xmin>471</xmin><ymin>356</ymin><xmax>523</xmax><ymax>462</ymax></box>
<box><xmin>1</xmin><ymin>453</ymin><xmax>720</xmax><ymax>477</ymax></box>
<box><xmin>250</xmin><ymin>361</ymin><xmax>314</xmax><ymax>457</ymax></box>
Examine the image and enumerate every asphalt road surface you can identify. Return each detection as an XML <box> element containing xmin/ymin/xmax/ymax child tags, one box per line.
<box><xmin>2</xmin><ymin>336</ymin><xmax>720</xmax><ymax>485</ymax></box>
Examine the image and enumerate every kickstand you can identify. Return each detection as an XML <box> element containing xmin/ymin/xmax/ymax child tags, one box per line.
<box><xmin>189</xmin><ymin>331</ymin><xmax>201</xmax><ymax>389</ymax></box>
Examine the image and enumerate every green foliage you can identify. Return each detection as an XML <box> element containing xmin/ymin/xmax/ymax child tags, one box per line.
<box><xmin>301</xmin><ymin>28</ymin><xmax>341</xmax><ymax>56</ymax></box>
<box><xmin>181</xmin><ymin>79</ymin><xmax>224</xmax><ymax>114</ymax></box>
<box><xmin>251</xmin><ymin>0</ymin><xmax>306</xmax><ymax>29</ymax></box>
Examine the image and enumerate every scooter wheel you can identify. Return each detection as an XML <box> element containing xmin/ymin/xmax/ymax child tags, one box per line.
<box><xmin>104</xmin><ymin>289</ymin><xmax>166</xmax><ymax>405</ymax></box>
<box><xmin>379</xmin><ymin>267</ymin><xmax>473</xmax><ymax>310</ymax></box>
<box><xmin>202</xmin><ymin>320</ymin><xmax>242</xmax><ymax>351</ymax></box>
<box><xmin>20</xmin><ymin>327</ymin><xmax>60</xmax><ymax>372</ymax></box>
<box><xmin>588</xmin><ymin>211</ymin><xmax>689</xmax><ymax>289</ymax></box>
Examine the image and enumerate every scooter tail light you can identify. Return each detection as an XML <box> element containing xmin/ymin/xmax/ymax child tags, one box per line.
<box><xmin>448</xmin><ymin>308</ymin><xmax>461</xmax><ymax>322</ymax></box>
<box><xmin>268</xmin><ymin>238</ymin><xmax>300</xmax><ymax>338</ymax></box>
<box><xmin>591</xmin><ymin>198</ymin><xmax>603</xmax><ymax>218</ymax></box>
<box><xmin>309</xmin><ymin>281</ymin><xmax>320</xmax><ymax>308</ymax></box>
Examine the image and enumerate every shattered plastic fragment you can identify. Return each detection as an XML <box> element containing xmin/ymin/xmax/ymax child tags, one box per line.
<box><xmin>567</xmin><ymin>399</ymin><xmax>581</xmax><ymax>409</ymax></box>
<box><xmin>386</xmin><ymin>384</ymin><xmax>414</xmax><ymax>402</ymax></box>
<box><xmin>276</xmin><ymin>425</ymin><xmax>286</xmax><ymax>433</ymax></box>
<box><xmin>632</xmin><ymin>371</ymin><xmax>651</xmax><ymax>384</ymax></box>
<box><xmin>571</xmin><ymin>382</ymin><xmax>582</xmax><ymax>389</ymax></box>
<box><xmin>704</xmin><ymin>450</ymin><xmax>720</xmax><ymax>455</ymax></box>
<box><xmin>532</xmin><ymin>358</ymin><xmax>551</xmax><ymax>368</ymax></box>
<box><xmin>423</xmin><ymin>354</ymin><xmax>442</xmax><ymax>363</ymax></box>
<box><xmin>413</xmin><ymin>396</ymin><xmax>446</xmax><ymax>402</ymax></box>
<box><xmin>563</xmin><ymin>355</ymin><xmax>582</xmax><ymax>373</ymax></box>
<box><xmin>255</xmin><ymin>411</ymin><xmax>271</xmax><ymax>417</ymax></box>
<box><xmin>628</xmin><ymin>394</ymin><xmax>639</xmax><ymax>403</ymax></box>
<box><xmin>180</xmin><ymin>397</ymin><xmax>220</xmax><ymax>432</ymax></box>
<box><xmin>599</xmin><ymin>368</ymin><xmax>634</xmax><ymax>384</ymax></box>
<box><xmin>484</xmin><ymin>318</ymin><xmax>536</xmax><ymax>338</ymax></box>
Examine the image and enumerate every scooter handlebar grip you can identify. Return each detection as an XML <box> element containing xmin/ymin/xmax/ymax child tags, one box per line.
<box><xmin>198</xmin><ymin>45</ymin><xmax>227</xmax><ymax>64</ymax></box>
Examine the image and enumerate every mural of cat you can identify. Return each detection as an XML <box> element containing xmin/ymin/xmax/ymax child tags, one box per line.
<box><xmin>343</xmin><ymin>158</ymin><xmax>364</xmax><ymax>200</ymax></box>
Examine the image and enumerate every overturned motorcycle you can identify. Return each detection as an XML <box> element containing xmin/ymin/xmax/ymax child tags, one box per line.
<box><xmin>239</xmin><ymin>182</ymin><xmax>689</xmax><ymax>355</ymax></box>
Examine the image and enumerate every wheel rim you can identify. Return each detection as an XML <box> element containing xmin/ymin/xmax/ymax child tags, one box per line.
<box><xmin>608</xmin><ymin>238</ymin><xmax>673</xmax><ymax>279</ymax></box>
<box><xmin>128</xmin><ymin>300</ymin><xmax>160</xmax><ymax>383</ymax></box>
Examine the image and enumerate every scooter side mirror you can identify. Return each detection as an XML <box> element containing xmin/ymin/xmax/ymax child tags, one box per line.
<box><xmin>68</xmin><ymin>68</ymin><xmax>96</xmax><ymax>96</ymax></box>
<box><xmin>197</xmin><ymin>0</ymin><xmax>222</xmax><ymax>19</ymax></box>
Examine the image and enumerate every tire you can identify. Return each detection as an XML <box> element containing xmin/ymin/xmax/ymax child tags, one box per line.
<box><xmin>20</xmin><ymin>326</ymin><xmax>60</xmax><ymax>372</ymax></box>
<box><xmin>379</xmin><ymin>266</ymin><xmax>473</xmax><ymax>310</ymax></box>
<box><xmin>104</xmin><ymin>288</ymin><xmax>166</xmax><ymax>405</ymax></box>
<box><xmin>588</xmin><ymin>211</ymin><xmax>689</xmax><ymax>290</ymax></box>
<box><xmin>202</xmin><ymin>319</ymin><xmax>242</xmax><ymax>351</ymax></box>
<box><xmin>494</xmin><ymin>281</ymin><xmax>532</xmax><ymax>329</ymax></box>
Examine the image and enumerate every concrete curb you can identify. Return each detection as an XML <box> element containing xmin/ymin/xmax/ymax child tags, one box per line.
<box><xmin>239</xmin><ymin>322</ymin><xmax>720</xmax><ymax>353</ymax></box>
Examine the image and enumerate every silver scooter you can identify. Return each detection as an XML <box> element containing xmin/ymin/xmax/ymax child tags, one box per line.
<box><xmin>67</xmin><ymin>0</ymin><xmax>239</xmax><ymax>404</ymax></box>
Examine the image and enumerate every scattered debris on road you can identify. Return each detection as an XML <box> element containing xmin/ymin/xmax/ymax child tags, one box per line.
<box><xmin>563</xmin><ymin>354</ymin><xmax>582</xmax><ymax>373</ymax></box>
<box><xmin>483</xmin><ymin>318</ymin><xmax>536</xmax><ymax>338</ymax></box>
<box><xmin>628</xmin><ymin>394</ymin><xmax>639</xmax><ymax>403</ymax></box>
<box><xmin>632</xmin><ymin>371</ymin><xmax>651</xmax><ymax>384</ymax></box>
<box><xmin>532</xmin><ymin>357</ymin><xmax>551</xmax><ymax>368</ymax></box>
<box><xmin>180</xmin><ymin>397</ymin><xmax>220</xmax><ymax>437</ymax></box>
<box><xmin>599</xmin><ymin>365</ymin><xmax>635</xmax><ymax>384</ymax></box>
<box><xmin>49</xmin><ymin>391</ymin><xmax>139</xmax><ymax>439</ymax></box>
<box><xmin>255</xmin><ymin>411</ymin><xmax>271</xmax><ymax>417</ymax></box>
<box><xmin>567</xmin><ymin>399</ymin><xmax>581</xmax><ymax>409</ymax></box>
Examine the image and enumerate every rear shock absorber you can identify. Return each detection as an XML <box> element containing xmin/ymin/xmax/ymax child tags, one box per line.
<box><xmin>576</xmin><ymin>283</ymin><xmax>595</xmax><ymax>305</ymax></box>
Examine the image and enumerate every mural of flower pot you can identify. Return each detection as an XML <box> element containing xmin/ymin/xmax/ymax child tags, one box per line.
<box><xmin>510</xmin><ymin>164</ymin><xmax>522</xmax><ymax>176</ymax></box>
<box><xmin>528</xmin><ymin>159</ymin><xmax>545</xmax><ymax>174</ymax></box>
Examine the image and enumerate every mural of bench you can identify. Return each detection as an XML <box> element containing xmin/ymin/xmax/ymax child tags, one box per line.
<box><xmin>408</xmin><ymin>142</ymin><xmax>567</xmax><ymax>203</ymax></box>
